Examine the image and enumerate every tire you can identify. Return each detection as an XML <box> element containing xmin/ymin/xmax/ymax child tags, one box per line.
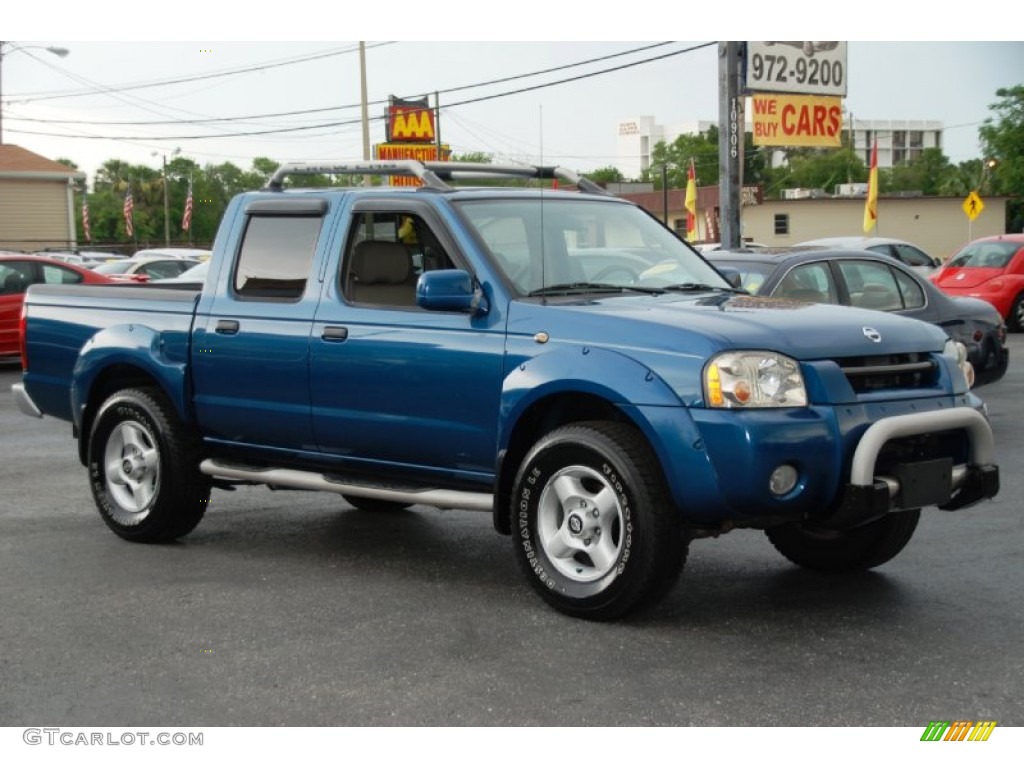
<box><xmin>511</xmin><ymin>421</ymin><xmax>686</xmax><ymax>620</ymax></box>
<box><xmin>87</xmin><ymin>387</ymin><xmax>210</xmax><ymax>542</ymax></box>
<box><xmin>1009</xmin><ymin>293</ymin><xmax>1024</xmax><ymax>332</ymax></box>
<box><xmin>765</xmin><ymin>509</ymin><xmax>921</xmax><ymax>572</ymax></box>
<box><xmin>342</xmin><ymin>495</ymin><xmax>411</xmax><ymax>513</ymax></box>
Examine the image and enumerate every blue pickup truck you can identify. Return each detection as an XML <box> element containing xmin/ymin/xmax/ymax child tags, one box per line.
<box><xmin>13</xmin><ymin>160</ymin><xmax>999</xmax><ymax>620</ymax></box>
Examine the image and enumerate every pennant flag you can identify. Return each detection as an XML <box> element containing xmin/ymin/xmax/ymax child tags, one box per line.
<box><xmin>81</xmin><ymin>194</ymin><xmax>91</xmax><ymax>242</ymax></box>
<box><xmin>182</xmin><ymin>180</ymin><xmax>194</xmax><ymax>232</ymax></box>
<box><xmin>685</xmin><ymin>158</ymin><xmax>698</xmax><ymax>242</ymax></box>
<box><xmin>863</xmin><ymin>140</ymin><xmax>878</xmax><ymax>233</ymax></box>
<box><xmin>123</xmin><ymin>187</ymin><xmax>135</xmax><ymax>238</ymax></box>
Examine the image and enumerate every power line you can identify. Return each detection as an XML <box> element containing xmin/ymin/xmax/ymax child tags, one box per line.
<box><xmin>9</xmin><ymin>42</ymin><xmax>713</xmax><ymax>141</ymax></box>
<box><xmin>6</xmin><ymin>41</ymin><xmax>680</xmax><ymax>127</ymax></box>
<box><xmin>7</xmin><ymin>42</ymin><xmax>396</xmax><ymax>103</ymax></box>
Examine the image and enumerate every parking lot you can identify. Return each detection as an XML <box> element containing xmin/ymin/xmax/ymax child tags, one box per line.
<box><xmin>1</xmin><ymin>338</ymin><xmax>1022</xmax><ymax>728</ymax></box>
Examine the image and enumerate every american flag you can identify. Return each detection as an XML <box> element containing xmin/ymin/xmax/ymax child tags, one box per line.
<box><xmin>82</xmin><ymin>194</ymin><xmax>92</xmax><ymax>242</ymax></box>
<box><xmin>123</xmin><ymin>187</ymin><xmax>135</xmax><ymax>238</ymax></box>
<box><xmin>181</xmin><ymin>181</ymin><xmax>193</xmax><ymax>232</ymax></box>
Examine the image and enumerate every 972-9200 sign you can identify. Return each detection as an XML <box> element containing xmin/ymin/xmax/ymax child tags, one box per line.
<box><xmin>745</xmin><ymin>41</ymin><xmax>848</xmax><ymax>97</ymax></box>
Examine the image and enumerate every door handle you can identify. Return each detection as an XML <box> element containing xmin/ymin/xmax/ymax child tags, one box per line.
<box><xmin>215</xmin><ymin>319</ymin><xmax>240</xmax><ymax>335</ymax></box>
<box><xmin>321</xmin><ymin>326</ymin><xmax>349</xmax><ymax>342</ymax></box>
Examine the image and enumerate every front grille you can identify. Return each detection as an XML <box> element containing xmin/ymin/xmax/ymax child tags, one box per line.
<box><xmin>836</xmin><ymin>352</ymin><xmax>937</xmax><ymax>393</ymax></box>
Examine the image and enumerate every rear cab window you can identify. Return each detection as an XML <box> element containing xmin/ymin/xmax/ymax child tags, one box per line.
<box><xmin>233</xmin><ymin>199</ymin><xmax>326</xmax><ymax>301</ymax></box>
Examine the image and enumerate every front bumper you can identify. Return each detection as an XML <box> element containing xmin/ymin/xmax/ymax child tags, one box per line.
<box><xmin>828</xmin><ymin>406</ymin><xmax>998</xmax><ymax>527</ymax></box>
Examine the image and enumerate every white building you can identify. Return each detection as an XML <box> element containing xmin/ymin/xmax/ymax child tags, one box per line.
<box><xmin>616</xmin><ymin>113</ymin><xmax>943</xmax><ymax>179</ymax></box>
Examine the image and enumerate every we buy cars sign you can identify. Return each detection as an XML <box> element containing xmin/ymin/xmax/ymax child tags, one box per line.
<box><xmin>751</xmin><ymin>93</ymin><xmax>843</xmax><ymax>148</ymax></box>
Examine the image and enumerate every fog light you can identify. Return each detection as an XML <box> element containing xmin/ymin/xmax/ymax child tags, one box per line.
<box><xmin>769</xmin><ymin>465</ymin><xmax>798</xmax><ymax>496</ymax></box>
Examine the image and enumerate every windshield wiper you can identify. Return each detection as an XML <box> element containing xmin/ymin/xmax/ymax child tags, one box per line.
<box><xmin>527</xmin><ymin>282</ymin><xmax>627</xmax><ymax>297</ymax></box>
<box><xmin>661</xmin><ymin>282</ymin><xmax>746</xmax><ymax>294</ymax></box>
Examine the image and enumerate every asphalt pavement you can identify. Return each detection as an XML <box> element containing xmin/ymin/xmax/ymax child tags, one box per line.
<box><xmin>1</xmin><ymin>339</ymin><xmax>1022</xmax><ymax>727</ymax></box>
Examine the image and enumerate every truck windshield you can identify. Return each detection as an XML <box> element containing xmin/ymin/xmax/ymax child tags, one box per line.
<box><xmin>454</xmin><ymin>198</ymin><xmax>730</xmax><ymax>296</ymax></box>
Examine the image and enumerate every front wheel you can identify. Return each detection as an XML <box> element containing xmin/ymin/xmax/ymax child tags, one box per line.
<box><xmin>88</xmin><ymin>387</ymin><xmax>211</xmax><ymax>542</ymax></box>
<box><xmin>765</xmin><ymin>509</ymin><xmax>921</xmax><ymax>572</ymax></box>
<box><xmin>511</xmin><ymin>421</ymin><xmax>686</xmax><ymax>620</ymax></box>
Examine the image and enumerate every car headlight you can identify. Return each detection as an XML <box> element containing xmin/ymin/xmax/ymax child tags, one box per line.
<box><xmin>943</xmin><ymin>339</ymin><xmax>975</xmax><ymax>390</ymax></box>
<box><xmin>704</xmin><ymin>351</ymin><xmax>807</xmax><ymax>408</ymax></box>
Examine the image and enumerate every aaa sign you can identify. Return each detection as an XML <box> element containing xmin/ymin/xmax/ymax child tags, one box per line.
<box><xmin>751</xmin><ymin>93</ymin><xmax>842</xmax><ymax>148</ymax></box>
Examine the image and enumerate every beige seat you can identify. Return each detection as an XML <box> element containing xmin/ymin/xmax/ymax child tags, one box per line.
<box><xmin>348</xmin><ymin>241</ymin><xmax>416</xmax><ymax>306</ymax></box>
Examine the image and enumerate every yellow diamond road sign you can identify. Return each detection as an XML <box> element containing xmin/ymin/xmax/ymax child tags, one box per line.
<box><xmin>963</xmin><ymin>191</ymin><xmax>984</xmax><ymax>221</ymax></box>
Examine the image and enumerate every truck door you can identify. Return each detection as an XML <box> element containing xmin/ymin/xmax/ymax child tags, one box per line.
<box><xmin>310</xmin><ymin>202</ymin><xmax>505</xmax><ymax>482</ymax></box>
<box><xmin>191</xmin><ymin>198</ymin><xmax>327</xmax><ymax>452</ymax></box>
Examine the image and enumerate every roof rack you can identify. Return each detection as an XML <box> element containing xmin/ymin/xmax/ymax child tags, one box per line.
<box><xmin>265</xmin><ymin>159</ymin><xmax>612</xmax><ymax>196</ymax></box>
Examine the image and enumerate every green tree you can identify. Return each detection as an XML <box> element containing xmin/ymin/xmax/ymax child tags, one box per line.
<box><xmin>980</xmin><ymin>85</ymin><xmax>1024</xmax><ymax>232</ymax></box>
<box><xmin>885</xmin><ymin>147</ymin><xmax>954</xmax><ymax>196</ymax></box>
<box><xmin>587</xmin><ymin>166</ymin><xmax>624</xmax><ymax>183</ymax></box>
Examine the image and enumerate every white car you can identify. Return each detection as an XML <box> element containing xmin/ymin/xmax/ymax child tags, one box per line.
<box><xmin>796</xmin><ymin>236</ymin><xmax>941</xmax><ymax>274</ymax></box>
<box><xmin>131</xmin><ymin>247</ymin><xmax>211</xmax><ymax>262</ymax></box>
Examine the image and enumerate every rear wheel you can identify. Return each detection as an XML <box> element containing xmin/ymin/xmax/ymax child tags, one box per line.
<box><xmin>765</xmin><ymin>509</ymin><xmax>921</xmax><ymax>572</ymax></box>
<box><xmin>1009</xmin><ymin>293</ymin><xmax>1024</xmax><ymax>332</ymax></box>
<box><xmin>88</xmin><ymin>387</ymin><xmax>210</xmax><ymax>542</ymax></box>
<box><xmin>511</xmin><ymin>421</ymin><xmax>686</xmax><ymax>620</ymax></box>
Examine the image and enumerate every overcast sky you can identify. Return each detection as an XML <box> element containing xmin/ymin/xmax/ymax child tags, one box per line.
<box><xmin>5</xmin><ymin>6</ymin><xmax>1021</xmax><ymax>184</ymax></box>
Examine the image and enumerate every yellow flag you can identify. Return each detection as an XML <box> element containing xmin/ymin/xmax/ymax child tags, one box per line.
<box><xmin>863</xmin><ymin>140</ymin><xmax>878</xmax><ymax>234</ymax></box>
<box><xmin>685</xmin><ymin>159</ymin><xmax>698</xmax><ymax>242</ymax></box>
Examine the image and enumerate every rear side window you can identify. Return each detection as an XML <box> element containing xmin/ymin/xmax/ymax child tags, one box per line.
<box><xmin>234</xmin><ymin>215</ymin><xmax>322</xmax><ymax>300</ymax></box>
<box><xmin>41</xmin><ymin>264</ymin><xmax>84</xmax><ymax>284</ymax></box>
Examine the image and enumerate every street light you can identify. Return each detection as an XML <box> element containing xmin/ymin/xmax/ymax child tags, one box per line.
<box><xmin>0</xmin><ymin>41</ymin><xmax>70</xmax><ymax>144</ymax></box>
<box><xmin>153</xmin><ymin>148</ymin><xmax>181</xmax><ymax>247</ymax></box>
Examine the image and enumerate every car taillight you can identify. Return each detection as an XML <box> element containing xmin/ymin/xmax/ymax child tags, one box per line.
<box><xmin>19</xmin><ymin>301</ymin><xmax>28</xmax><ymax>371</ymax></box>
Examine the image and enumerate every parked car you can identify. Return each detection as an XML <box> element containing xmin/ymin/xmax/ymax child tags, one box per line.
<box><xmin>705</xmin><ymin>247</ymin><xmax>1009</xmax><ymax>386</ymax></box>
<box><xmin>928</xmin><ymin>234</ymin><xmax>1024</xmax><ymax>332</ymax></box>
<box><xmin>35</xmin><ymin>247</ymin><xmax>125</xmax><ymax>267</ymax></box>
<box><xmin>131</xmin><ymin>247</ymin><xmax>211</xmax><ymax>262</ymax></box>
<box><xmin>796</xmin><ymin>236</ymin><xmax>942</xmax><ymax>274</ymax></box>
<box><xmin>0</xmin><ymin>254</ymin><xmax>117</xmax><ymax>361</ymax></box>
<box><xmin>93</xmin><ymin>257</ymin><xmax>201</xmax><ymax>282</ymax></box>
<box><xmin>151</xmin><ymin>260</ymin><xmax>209</xmax><ymax>285</ymax></box>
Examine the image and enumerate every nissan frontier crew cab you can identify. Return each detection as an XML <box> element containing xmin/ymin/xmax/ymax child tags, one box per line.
<box><xmin>12</xmin><ymin>160</ymin><xmax>999</xmax><ymax>620</ymax></box>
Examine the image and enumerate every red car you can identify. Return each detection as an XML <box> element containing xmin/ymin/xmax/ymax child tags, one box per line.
<box><xmin>929</xmin><ymin>234</ymin><xmax>1024</xmax><ymax>331</ymax></box>
<box><xmin>0</xmin><ymin>254</ymin><xmax>118</xmax><ymax>361</ymax></box>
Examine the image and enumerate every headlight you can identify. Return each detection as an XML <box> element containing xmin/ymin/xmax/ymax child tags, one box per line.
<box><xmin>943</xmin><ymin>339</ymin><xmax>975</xmax><ymax>390</ymax></box>
<box><xmin>704</xmin><ymin>351</ymin><xmax>807</xmax><ymax>408</ymax></box>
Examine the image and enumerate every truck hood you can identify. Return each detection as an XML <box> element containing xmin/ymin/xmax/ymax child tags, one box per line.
<box><xmin>507</xmin><ymin>292</ymin><xmax>948</xmax><ymax>360</ymax></box>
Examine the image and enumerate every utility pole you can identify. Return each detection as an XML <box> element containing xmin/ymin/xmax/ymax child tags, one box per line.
<box><xmin>718</xmin><ymin>41</ymin><xmax>745</xmax><ymax>249</ymax></box>
<box><xmin>359</xmin><ymin>42</ymin><xmax>371</xmax><ymax>187</ymax></box>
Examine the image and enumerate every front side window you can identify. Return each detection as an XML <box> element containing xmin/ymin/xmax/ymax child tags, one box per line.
<box><xmin>234</xmin><ymin>215</ymin><xmax>321</xmax><ymax>299</ymax></box>
<box><xmin>456</xmin><ymin>198</ymin><xmax>727</xmax><ymax>295</ymax></box>
<box><xmin>772</xmin><ymin>262</ymin><xmax>837</xmax><ymax>304</ymax></box>
<box><xmin>0</xmin><ymin>262</ymin><xmax>34</xmax><ymax>295</ymax></box>
<box><xmin>341</xmin><ymin>211</ymin><xmax>453</xmax><ymax>307</ymax></box>
<box><xmin>892</xmin><ymin>244</ymin><xmax>933</xmax><ymax>268</ymax></box>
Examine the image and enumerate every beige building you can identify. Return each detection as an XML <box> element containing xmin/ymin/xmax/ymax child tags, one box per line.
<box><xmin>620</xmin><ymin>187</ymin><xmax>1009</xmax><ymax>262</ymax></box>
<box><xmin>0</xmin><ymin>145</ymin><xmax>85</xmax><ymax>252</ymax></box>
<box><xmin>741</xmin><ymin>196</ymin><xmax>1008</xmax><ymax>261</ymax></box>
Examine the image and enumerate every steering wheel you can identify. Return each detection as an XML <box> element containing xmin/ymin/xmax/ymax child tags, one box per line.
<box><xmin>592</xmin><ymin>265</ymin><xmax>640</xmax><ymax>283</ymax></box>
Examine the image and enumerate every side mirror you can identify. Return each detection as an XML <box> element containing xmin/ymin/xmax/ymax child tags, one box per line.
<box><xmin>416</xmin><ymin>269</ymin><xmax>489</xmax><ymax>315</ymax></box>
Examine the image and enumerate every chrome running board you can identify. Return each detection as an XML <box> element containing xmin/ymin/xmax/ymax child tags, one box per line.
<box><xmin>199</xmin><ymin>459</ymin><xmax>493</xmax><ymax>512</ymax></box>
